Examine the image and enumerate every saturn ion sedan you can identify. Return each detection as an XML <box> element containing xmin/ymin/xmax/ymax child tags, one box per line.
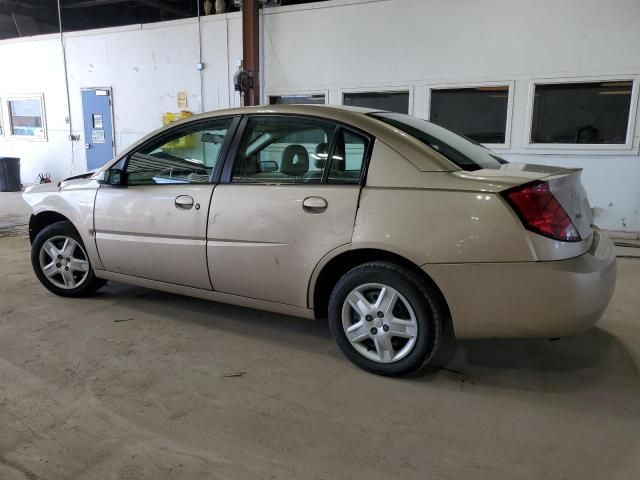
<box><xmin>23</xmin><ymin>105</ymin><xmax>616</xmax><ymax>376</ymax></box>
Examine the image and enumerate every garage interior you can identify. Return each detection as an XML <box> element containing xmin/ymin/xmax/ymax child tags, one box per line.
<box><xmin>1</xmin><ymin>0</ymin><xmax>640</xmax><ymax>479</ymax></box>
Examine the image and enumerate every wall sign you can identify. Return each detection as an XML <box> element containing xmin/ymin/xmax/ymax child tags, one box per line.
<box><xmin>177</xmin><ymin>91</ymin><xmax>188</xmax><ymax>109</ymax></box>
<box><xmin>92</xmin><ymin>129</ymin><xmax>105</xmax><ymax>144</ymax></box>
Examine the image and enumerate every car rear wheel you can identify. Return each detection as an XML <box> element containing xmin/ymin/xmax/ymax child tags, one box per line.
<box><xmin>328</xmin><ymin>261</ymin><xmax>444</xmax><ymax>376</ymax></box>
<box><xmin>31</xmin><ymin>221</ymin><xmax>105</xmax><ymax>297</ymax></box>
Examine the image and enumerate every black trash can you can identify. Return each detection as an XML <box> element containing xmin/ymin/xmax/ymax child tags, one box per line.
<box><xmin>0</xmin><ymin>157</ymin><xmax>21</xmax><ymax>192</ymax></box>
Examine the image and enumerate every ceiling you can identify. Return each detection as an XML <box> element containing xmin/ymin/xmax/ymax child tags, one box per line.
<box><xmin>0</xmin><ymin>0</ymin><xmax>326</xmax><ymax>40</ymax></box>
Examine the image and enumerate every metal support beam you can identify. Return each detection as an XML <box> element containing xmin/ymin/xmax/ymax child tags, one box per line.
<box><xmin>242</xmin><ymin>0</ymin><xmax>260</xmax><ymax>106</ymax></box>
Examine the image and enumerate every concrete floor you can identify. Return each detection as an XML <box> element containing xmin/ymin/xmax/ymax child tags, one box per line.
<box><xmin>1</xmin><ymin>194</ymin><xmax>640</xmax><ymax>479</ymax></box>
<box><xmin>0</xmin><ymin>192</ymin><xmax>30</xmax><ymax>231</ymax></box>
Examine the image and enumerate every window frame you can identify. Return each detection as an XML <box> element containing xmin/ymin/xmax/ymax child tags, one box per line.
<box><xmin>4</xmin><ymin>94</ymin><xmax>47</xmax><ymax>141</ymax></box>
<box><xmin>220</xmin><ymin>114</ymin><xmax>374</xmax><ymax>187</ymax></box>
<box><xmin>117</xmin><ymin>115</ymin><xmax>241</xmax><ymax>186</ymax></box>
<box><xmin>340</xmin><ymin>86</ymin><xmax>414</xmax><ymax>115</ymax></box>
<box><xmin>266</xmin><ymin>90</ymin><xmax>328</xmax><ymax>105</ymax></box>
<box><xmin>425</xmin><ymin>81</ymin><xmax>514</xmax><ymax>150</ymax></box>
<box><xmin>523</xmin><ymin>76</ymin><xmax>639</xmax><ymax>153</ymax></box>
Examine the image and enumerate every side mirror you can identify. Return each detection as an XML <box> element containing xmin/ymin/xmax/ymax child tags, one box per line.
<box><xmin>96</xmin><ymin>168</ymin><xmax>124</xmax><ymax>186</ymax></box>
<box><xmin>259</xmin><ymin>160</ymin><xmax>278</xmax><ymax>173</ymax></box>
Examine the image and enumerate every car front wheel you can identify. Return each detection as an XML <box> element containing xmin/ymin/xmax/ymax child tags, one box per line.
<box><xmin>31</xmin><ymin>221</ymin><xmax>105</xmax><ymax>297</ymax></box>
<box><xmin>328</xmin><ymin>261</ymin><xmax>444</xmax><ymax>376</ymax></box>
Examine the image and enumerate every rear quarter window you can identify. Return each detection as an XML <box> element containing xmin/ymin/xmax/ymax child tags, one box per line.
<box><xmin>369</xmin><ymin>112</ymin><xmax>506</xmax><ymax>171</ymax></box>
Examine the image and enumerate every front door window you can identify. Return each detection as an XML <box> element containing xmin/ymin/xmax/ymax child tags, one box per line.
<box><xmin>126</xmin><ymin>119</ymin><xmax>232</xmax><ymax>185</ymax></box>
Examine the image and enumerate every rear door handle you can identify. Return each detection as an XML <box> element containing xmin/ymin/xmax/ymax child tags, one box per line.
<box><xmin>302</xmin><ymin>196</ymin><xmax>328</xmax><ymax>213</ymax></box>
<box><xmin>175</xmin><ymin>195</ymin><xmax>195</xmax><ymax>210</ymax></box>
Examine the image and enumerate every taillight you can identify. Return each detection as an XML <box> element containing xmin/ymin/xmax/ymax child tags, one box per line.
<box><xmin>503</xmin><ymin>181</ymin><xmax>581</xmax><ymax>242</ymax></box>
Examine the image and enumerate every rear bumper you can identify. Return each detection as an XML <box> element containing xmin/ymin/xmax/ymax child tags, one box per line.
<box><xmin>424</xmin><ymin>230</ymin><xmax>617</xmax><ymax>339</ymax></box>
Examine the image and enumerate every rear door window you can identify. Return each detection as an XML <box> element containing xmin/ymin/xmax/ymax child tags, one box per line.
<box><xmin>230</xmin><ymin>116</ymin><xmax>370</xmax><ymax>185</ymax></box>
<box><xmin>327</xmin><ymin>129</ymin><xmax>367</xmax><ymax>184</ymax></box>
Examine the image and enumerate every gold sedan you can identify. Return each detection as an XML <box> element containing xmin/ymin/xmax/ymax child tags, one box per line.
<box><xmin>23</xmin><ymin>105</ymin><xmax>616</xmax><ymax>376</ymax></box>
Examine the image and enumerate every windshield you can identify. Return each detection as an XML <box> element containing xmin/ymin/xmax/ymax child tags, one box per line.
<box><xmin>369</xmin><ymin>112</ymin><xmax>506</xmax><ymax>171</ymax></box>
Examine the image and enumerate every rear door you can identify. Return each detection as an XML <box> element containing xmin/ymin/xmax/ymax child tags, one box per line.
<box><xmin>94</xmin><ymin>116</ymin><xmax>237</xmax><ymax>289</ymax></box>
<box><xmin>207</xmin><ymin>115</ymin><xmax>371</xmax><ymax>307</ymax></box>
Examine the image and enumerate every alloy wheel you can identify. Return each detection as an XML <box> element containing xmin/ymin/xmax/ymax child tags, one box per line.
<box><xmin>38</xmin><ymin>236</ymin><xmax>90</xmax><ymax>290</ymax></box>
<box><xmin>341</xmin><ymin>283</ymin><xmax>418</xmax><ymax>363</ymax></box>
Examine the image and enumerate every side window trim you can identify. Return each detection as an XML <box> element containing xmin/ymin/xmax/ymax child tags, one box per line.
<box><xmin>322</xmin><ymin>126</ymin><xmax>341</xmax><ymax>184</ymax></box>
<box><xmin>220</xmin><ymin>115</ymin><xmax>249</xmax><ymax>183</ymax></box>
<box><xmin>120</xmin><ymin>115</ymin><xmax>241</xmax><ymax>186</ymax></box>
<box><xmin>210</xmin><ymin>115</ymin><xmax>242</xmax><ymax>183</ymax></box>
<box><xmin>220</xmin><ymin>114</ymin><xmax>375</xmax><ymax>186</ymax></box>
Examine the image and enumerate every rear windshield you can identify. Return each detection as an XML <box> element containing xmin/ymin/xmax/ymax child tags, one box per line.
<box><xmin>369</xmin><ymin>112</ymin><xmax>506</xmax><ymax>171</ymax></box>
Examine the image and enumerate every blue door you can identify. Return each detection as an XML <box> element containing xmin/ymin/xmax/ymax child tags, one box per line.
<box><xmin>81</xmin><ymin>88</ymin><xmax>114</xmax><ymax>170</ymax></box>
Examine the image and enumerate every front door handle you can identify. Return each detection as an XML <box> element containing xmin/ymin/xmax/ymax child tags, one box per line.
<box><xmin>302</xmin><ymin>196</ymin><xmax>328</xmax><ymax>214</ymax></box>
<box><xmin>175</xmin><ymin>195</ymin><xmax>195</xmax><ymax>210</ymax></box>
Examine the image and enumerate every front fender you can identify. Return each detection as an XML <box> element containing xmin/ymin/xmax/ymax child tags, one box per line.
<box><xmin>23</xmin><ymin>180</ymin><xmax>103</xmax><ymax>270</ymax></box>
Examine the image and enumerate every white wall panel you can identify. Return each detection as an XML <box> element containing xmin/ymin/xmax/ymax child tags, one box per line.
<box><xmin>0</xmin><ymin>0</ymin><xmax>639</xmax><ymax>231</ymax></box>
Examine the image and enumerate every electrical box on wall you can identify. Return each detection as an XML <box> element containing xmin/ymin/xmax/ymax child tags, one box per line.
<box><xmin>177</xmin><ymin>92</ymin><xmax>188</xmax><ymax>109</ymax></box>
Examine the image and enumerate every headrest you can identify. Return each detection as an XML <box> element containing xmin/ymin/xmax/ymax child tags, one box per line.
<box><xmin>314</xmin><ymin>142</ymin><xmax>329</xmax><ymax>169</ymax></box>
<box><xmin>281</xmin><ymin>145</ymin><xmax>309</xmax><ymax>176</ymax></box>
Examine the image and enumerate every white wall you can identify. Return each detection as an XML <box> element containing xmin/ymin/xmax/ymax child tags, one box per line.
<box><xmin>263</xmin><ymin>0</ymin><xmax>640</xmax><ymax>232</ymax></box>
<box><xmin>0</xmin><ymin>35</ymin><xmax>72</xmax><ymax>182</ymax></box>
<box><xmin>0</xmin><ymin>15</ymin><xmax>243</xmax><ymax>185</ymax></box>
<box><xmin>1</xmin><ymin>0</ymin><xmax>639</xmax><ymax>232</ymax></box>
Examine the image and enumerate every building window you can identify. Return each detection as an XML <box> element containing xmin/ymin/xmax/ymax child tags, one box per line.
<box><xmin>269</xmin><ymin>94</ymin><xmax>326</xmax><ymax>105</ymax></box>
<box><xmin>343</xmin><ymin>91</ymin><xmax>410</xmax><ymax>114</ymax></box>
<box><xmin>7</xmin><ymin>96</ymin><xmax>46</xmax><ymax>140</ymax></box>
<box><xmin>429</xmin><ymin>86</ymin><xmax>510</xmax><ymax>144</ymax></box>
<box><xmin>530</xmin><ymin>81</ymin><xmax>633</xmax><ymax>145</ymax></box>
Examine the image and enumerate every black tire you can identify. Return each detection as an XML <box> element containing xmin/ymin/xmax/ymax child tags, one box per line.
<box><xmin>31</xmin><ymin>221</ymin><xmax>106</xmax><ymax>297</ymax></box>
<box><xmin>328</xmin><ymin>261</ymin><xmax>444</xmax><ymax>377</ymax></box>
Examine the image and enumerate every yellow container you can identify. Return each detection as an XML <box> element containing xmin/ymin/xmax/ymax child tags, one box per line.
<box><xmin>162</xmin><ymin>111</ymin><xmax>194</xmax><ymax>148</ymax></box>
<box><xmin>162</xmin><ymin>112</ymin><xmax>177</xmax><ymax>125</ymax></box>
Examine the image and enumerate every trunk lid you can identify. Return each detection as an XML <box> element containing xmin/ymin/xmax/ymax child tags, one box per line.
<box><xmin>545</xmin><ymin>169</ymin><xmax>593</xmax><ymax>240</ymax></box>
<box><xmin>460</xmin><ymin>163</ymin><xmax>593</xmax><ymax>240</ymax></box>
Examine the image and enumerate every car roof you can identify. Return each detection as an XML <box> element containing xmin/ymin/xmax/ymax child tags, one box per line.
<box><xmin>110</xmin><ymin>104</ymin><xmax>455</xmax><ymax>173</ymax></box>
<box><xmin>179</xmin><ymin>104</ymin><xmax>383</xmax><ymax>122</ymax></box>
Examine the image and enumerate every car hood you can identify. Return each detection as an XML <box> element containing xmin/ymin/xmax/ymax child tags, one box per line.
<box><xmin>63</xmin><ymin>170</ymin><xmax>96</xmax><ymax>182</ymax></box>
<box><xmin>23</xmin><ymin>177</ymin><xmax>99</xmax><ymax>208</ymax></box>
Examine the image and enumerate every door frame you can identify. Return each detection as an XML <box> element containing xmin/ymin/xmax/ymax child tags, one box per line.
<box><xmin>81</xmin><ymin>86</ymin><xmax>116</xmax><ymax>162</ymax></box>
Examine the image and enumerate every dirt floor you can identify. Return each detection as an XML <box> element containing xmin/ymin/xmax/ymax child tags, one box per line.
<box><xmin>0</xmin><ymin>194</ymin><xmax>639</xmax><ymax>479</ymax></box>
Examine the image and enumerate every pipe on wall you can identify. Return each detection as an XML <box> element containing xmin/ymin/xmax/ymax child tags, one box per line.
<box><xmin>242</xmin><ymin>0</ymin><xmax>260</xmax><ymax>106</ymax></box>
<box><xmin>56</xmin><ymin>0</ymin><xmax>77</xmax><ymax>175</ymax></box>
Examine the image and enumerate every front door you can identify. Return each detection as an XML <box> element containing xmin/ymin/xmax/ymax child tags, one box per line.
<box><xmin>208</xmin><ymin>115</ymin><xmax>370</xmax><ymax>307</ymax></box>
<box><xmin>82</xmin><ymin>88</ymin><xmax>115</xmax><ymax>170</ymax></box>
<box><xmin>94</xmin><ymin>117</ymin><xmax>236</xmax><ymax>289</ymax></box>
